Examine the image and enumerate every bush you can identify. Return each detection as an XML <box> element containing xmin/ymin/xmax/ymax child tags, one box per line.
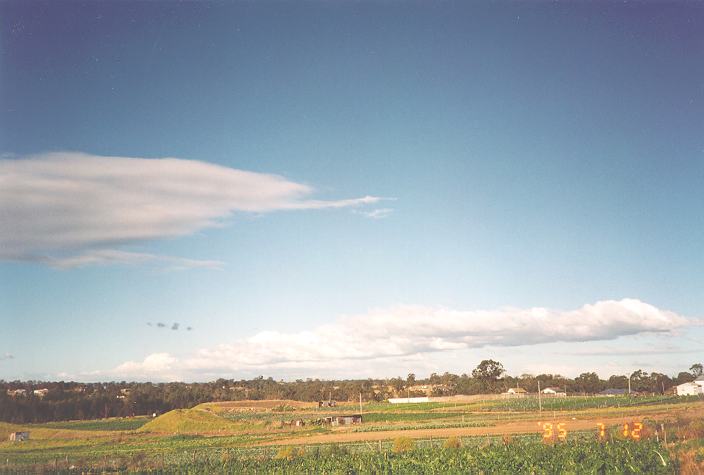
<box><xmin>326</xmin><ymin>444</ymin><xmax>349</xmax><ymax>456</ymax></box>
<box><xmin>274</xmin><ymin>446</ymin><xmax>305</xmax><ymax>460</ymax></box>
<box><xmin>443</xmin><ymin>436</ymin><xmax>462</xmax><ymax>449</ymax></box>
<box><xmin>392</xmin><ymin>437</ymin><xmax>415</xmax><ymax>453</ymax></box>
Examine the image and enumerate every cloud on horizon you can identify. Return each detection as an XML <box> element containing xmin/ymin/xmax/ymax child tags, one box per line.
<box><xmin>103</xmin><ymin>298</ymin><xmax>691</xmax><ymax>380</ymax></box>
<box><xmin>0</xmin><ymin>152</ymin><xmax>382</xmax><ymax>268</ymax></box>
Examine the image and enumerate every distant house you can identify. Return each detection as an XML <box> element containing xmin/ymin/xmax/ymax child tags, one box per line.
<box><xmin>318</xmin><ymin>400</ymin><xmax>337</xmax><ymax>408</ymax></box>
<box><xmin>599</xmin><ymin>388</ymin><xmax>629</xmax><ymax>396</ymax></box>
<box><xmin>504</xmin><ymin>388</ymin><xmax>527</xmax><ymax>396</ymax></box>
<box><xmin>407</xmin><ymin>384</ymin><xmax>449</xmax><ymax>396</ymax></box>
<box><xmin>676</xmin><ymin>382</ymin><xmax>703</xmax><ymax>396</ymax></box>
<box><xmin>6</xmin><ymin>389</ymin><xmax>27</xmax><ymax>397</ymax></box>
<box><xmin>9</xmin><ymin>432</ymin><xmax>29</xmax><ymax>441</ymax></box>
<box><xmin>321</xmin><ymin>414</ymin><xmax>363</xmax><ymax>426</ymax></box>
<box><xmin>33</xmin><ymin>389</ymin><xmax>49</xmax><ymax>398</ymax></box>
<box><xmin>334</xmin><ymin>414</ymin><xmax>362</xmax><ymax>426</ymax></box>
<box><xmin>541</xmin><ymin>387</ymin><xmax>566</xmax><ymax>397</ymax></box>
<box><xmin>388</xmin><ymin>397</ymin><xmax>430</xmax><ymax>404</ymax></box>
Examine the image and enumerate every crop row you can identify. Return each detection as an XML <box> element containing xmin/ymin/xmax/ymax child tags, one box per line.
<box><xmin>1</xmin><ymin>439</ymin><xmax>674</xmax><ymax>474</ymax></box>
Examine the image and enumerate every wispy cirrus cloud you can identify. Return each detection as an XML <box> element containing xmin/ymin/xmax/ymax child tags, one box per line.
<box><xmin>102</xmin><ymin>299</ymin><xmax>692</xmax><ymax>381</ymax></box>
<box><xmin>0</xmin><ymin>152</ymin><xmax>382</xmax><ymax>268</ymax></box>
<box><xmin>39</xmin><ymin>249</ymin><xmax>224</xmax><ymax>270</ymax></box>
<box><xmin>354</xmin><ymin>208</ymin><xmax>394</xmax><ymax>219</ymax></box>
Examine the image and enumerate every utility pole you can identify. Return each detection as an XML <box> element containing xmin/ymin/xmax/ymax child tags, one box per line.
<box><xmin>537</xmin><ymin>380</ymin><xmax>542</xmax><ymax>413</ymax></box>
<box><xmin>359</xmin><ymin>393</ymin><xmax>363</xmax><ymax>423</ymax></box>
<box><xmin>628</xmin><ymin>375</ymin><xmax>631</xmax><ymax>395</ymax></box>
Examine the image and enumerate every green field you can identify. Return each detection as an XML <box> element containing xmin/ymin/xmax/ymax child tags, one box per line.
<box><xmin>0</xmin><ymin>395</ymin><xmax>702</xmax><ymax>473</ymax></box>
<box><xmin>36</xmin><ymin>417</ymin><xmax>151</xmax><ymax>432</ymax></box>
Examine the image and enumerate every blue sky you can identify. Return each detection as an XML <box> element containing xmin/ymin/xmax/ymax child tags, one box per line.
<box><xmin>1</xmin><ymin>2</ymin><xmax>702</xmax><ymax>382</ymax></box>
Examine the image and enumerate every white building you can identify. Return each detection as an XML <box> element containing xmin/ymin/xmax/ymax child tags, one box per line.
<box><xmin>541</xmin><ymin>387</ymin><xmax>566</xmax><ymax>397</ymax></box>
<box><xmin>676</xmin><ymin>382</ymin><xmax>703</xmax><ymax>396</ymax></box>
<box><xmin>388</xmin><ymin>396</ymin><xmax>430</xmax><ymax>404</ymax></box>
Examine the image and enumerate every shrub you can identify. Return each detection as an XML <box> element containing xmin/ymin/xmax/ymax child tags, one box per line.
<box><xmin>326</xmin><ymin>444</ymin><xmax>349</xmax><ymax>456</ymax></box>
<box><xmin>392</xmin><ymin>437</ymin><xmax>415</xmax><ymax>453</ymax></box>
<box><xmin>274</xmin><ymin>446</ymin><xmax>305</xmax><ymax>460</ymax></box>
<box><xmin>444</xmin><ymin>436</ymin><xmax>462</xmax><ymax>449</ymax></box>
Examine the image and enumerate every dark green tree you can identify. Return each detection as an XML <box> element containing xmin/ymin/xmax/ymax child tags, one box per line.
<box><xmin>471</xmin><ymin>360</ymin><xmax>505</xmax><ymax>393</ymax></box>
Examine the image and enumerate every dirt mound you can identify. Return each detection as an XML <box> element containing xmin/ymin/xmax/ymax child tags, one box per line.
<box><xmin>140</xmin><ymin>408</ymin><xmax>239</xmax><ymax>434</ymax></box>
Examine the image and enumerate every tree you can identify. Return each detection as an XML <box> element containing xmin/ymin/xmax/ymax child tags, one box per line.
<box><xmin>607</xmin><ymin>375</ymin><xmax>628</xmax><ymax>389</ymax></box>
<box><xmin>629</xmin><ymin>370</ymin><xmax>650</xmax><ymax>392</ymax></box>
<box><xmin>690</xmin><ymin>363</ymin><xmax>703</xmax><ymax>377</ymax></box>
<box><xmin>472</xmin><ymin>360</ymin><xmax>505</xmax><ymax>393</ymax></box>
<box><xmin>574</xmin><ymin>372</ymin><xmax>602</xmax><ymax>394</ymax></box>
<box><xmin>675</xmin><ymin>371</ymin><xmax>694</xmax><ymax>384</ymax></box>
<box><xmin>406</xmin><ymin>373</ymin><xmax>416</xmax><ymax>387</ymax></box>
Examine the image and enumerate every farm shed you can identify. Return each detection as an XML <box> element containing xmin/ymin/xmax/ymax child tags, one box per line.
<box><xmin>504</xmin><ymin>388</ymin><xmax>527</xmax><ymax>396</ymax></box>
<box><xmin>599</xmin><ymin>388</ymin><xmax>629</xmax><ymax>396</ymax></box>
<box><xmin>323</xmin><ymin>414</ymin><xmax>362</xmax><ymax>426</ymax></box>
<box><xmin>676</xmin><ymin>382</ymin><xmax>703</xmax><ymax>396</ymax></box>
<box><xmin>318</xmin><ymin>400</ymin><xmax>337</xmax><ymax>408</ymax></box>
<box><xmin>541</xmin><ymin>387</ymin><xmax>566</xmax><ymax>396</ymax></box>
<box><xmin>9</xmin><ymin>432</ymin><xmax>29</xmax><ymax>441</ymax></box>
<box><xmin>388</xmin><ymin>396</ymin><xmax>430</xmax><ymax>404</ymax></box>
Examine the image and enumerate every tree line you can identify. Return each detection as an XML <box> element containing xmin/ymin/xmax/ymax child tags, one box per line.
<box><xmin>1</xmin><ymin>362</ymin><xmax>701</xmax><ymax>424</ymax></box>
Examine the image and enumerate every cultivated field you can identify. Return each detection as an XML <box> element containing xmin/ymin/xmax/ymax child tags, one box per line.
<box><xmin>0</xmin><ymin>395</ymin><xmax>702</xmax><ymax>473</ymax></box>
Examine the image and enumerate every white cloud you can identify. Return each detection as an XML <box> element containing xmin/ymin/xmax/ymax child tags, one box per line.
<box><xmin>115</xmin><ymin>353</ymin><xmax>177</xmax><ymax>375</ymax></box>
<box><xmin>0</xmin><ymin>152</ymin><xmax>381</xmax><ymax>267</ymax></box>
<box><xmin>39</xmin><ymin>249</ymin><xmax>224</xmax><ymax>270</ymax></box>
<box><xmin>354</xmin><ymin>208</ymin><xmax>394</xmax><ymax>219</ymax></box>
<box><xmin>104</xmin><ymin>299</ymin><xmax>691</xmax><ymax>380</ymax></box>
<box><xmin>0</xmin><ymin>353</ymin><xmax>14</xmax><ymax>361</ymax></box>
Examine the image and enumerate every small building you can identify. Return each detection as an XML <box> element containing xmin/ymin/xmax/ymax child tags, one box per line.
<box><xmin>676</xmin><ymin>382</ymin><xmax>703</xmax><ymax>396</ymax></box>
<box><xmin>599</xmin><ymin>388</ymin><xmax>629</xmax><ymax>396</ymax></box>
<box><xmin>318</xmin><ymin>400</ymin><xmax>337</xmax><ymax>408</ymax></box>
<box><xmin>6</xmin><ymin>389</ymin><xmax>27</xmax><ymax>397</ymax></box>
<box><xmin>33</xmin><ymin>389</ymin><xmax>49</xmax><ymax>398</ymax></box>
<box><xmin>541</xmin><ymin>387</ymin><xmax>566</xmax><ymax>397</ymax></box>
<box><xmin>9</xmin><ymin>432</ymin><xmax>29</xmax><ymax>441</ymax></box>
<box><xmin>322</xmin><ymin>414</ymin><xmax>363</xmax><ymax>426</ymax></box>
<box><xmin>388</xmin><ymin>396</ymin><xmax>430</xmax><ymax>404</ymax></box>
<box><xmin>504</xmin><ymin>388</ymin><xmax>527</xmax><ymax>396</ymax></box>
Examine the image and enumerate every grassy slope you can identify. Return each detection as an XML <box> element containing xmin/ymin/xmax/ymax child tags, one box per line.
<box><xmin>139</xmin><ymin>408</ymin><xmax>245</xmax><ymax>434</ymax></box>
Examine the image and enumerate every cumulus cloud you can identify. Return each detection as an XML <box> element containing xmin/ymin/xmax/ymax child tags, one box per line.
<box><xmin>115</xmin><ymin>353</ymin><xmax>177</xmax><ymax>376</ymax></box>
<box><xmin>106</xmin><ymin>299</ymin><xmax>691</xmax><ymax>380</ymax></box>
<box><xmin>0</xmin><ymin>152</ymin><xmax>381</xmax><ymax>267</ymax></box>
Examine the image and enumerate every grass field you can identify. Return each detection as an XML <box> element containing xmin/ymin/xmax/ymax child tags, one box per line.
<box><xmin>0</xmin><ymin>395</ymin><xmax>702</xmax><ymax>473</ymax></box>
